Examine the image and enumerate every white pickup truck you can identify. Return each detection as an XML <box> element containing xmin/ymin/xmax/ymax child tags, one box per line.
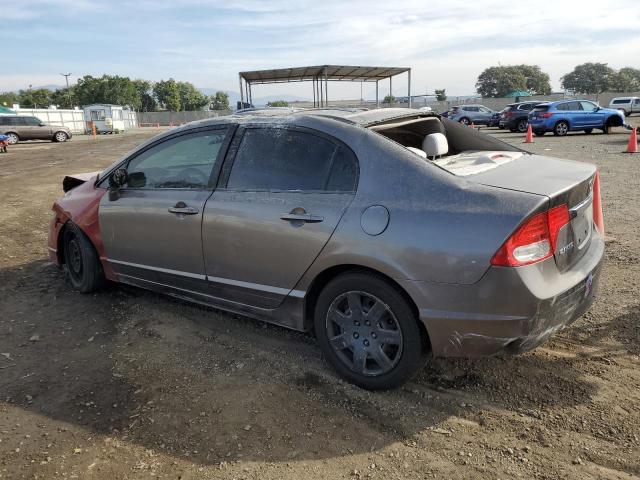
<box><xmin>609</xmin><ymin>97</ymin><xmax>640</xmax><ymax>116</ymax></box>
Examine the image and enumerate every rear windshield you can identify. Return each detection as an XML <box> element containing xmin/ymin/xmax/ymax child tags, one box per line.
<box><xmin>612</xmin><ymin>99</ymin><xmax>630</xmax><ymax>104</ymax></box>
<box><xmin>532</xmin><ymin>105</ymin><xmax>550</xmax><ymax>112</ymax></box>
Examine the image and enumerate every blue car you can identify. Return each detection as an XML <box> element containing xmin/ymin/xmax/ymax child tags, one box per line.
<box><xmin>528</xmin><ymin>100</ymin><xmax>625</xmax><ymax>136</ymax></box>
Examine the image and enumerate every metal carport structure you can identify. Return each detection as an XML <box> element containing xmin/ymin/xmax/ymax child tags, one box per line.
<box><xmin>238</xmin><ymin>65</ymin><xmax>412</xmax><ymax>108</ymax></box>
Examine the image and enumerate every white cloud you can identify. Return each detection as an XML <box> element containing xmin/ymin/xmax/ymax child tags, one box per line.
<box><xmin>2</xmin><ymin>0</ymin><xmax>639</xmax><ymax>96</ymax></box>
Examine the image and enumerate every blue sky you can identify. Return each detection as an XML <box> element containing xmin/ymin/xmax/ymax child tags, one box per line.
<box><xmin>3</xmin><ymin>0</ymin><xmax>640</xmax><ymax>99</ymax></box>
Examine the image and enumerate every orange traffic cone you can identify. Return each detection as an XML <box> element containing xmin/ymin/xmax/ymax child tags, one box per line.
<box><xmin>470</xmin><ymin>122</ymin><xmax>476</xmax><ymax>129</ymax></box>
<box><xmin>625</xmin><ymin>127</ymin><xmax>638</xmax><ymax>153</ymax></box>
<box><xmin>524</xmin><ymin>124</ymin><xmax>533</xmax><ymax>143</ymax></box>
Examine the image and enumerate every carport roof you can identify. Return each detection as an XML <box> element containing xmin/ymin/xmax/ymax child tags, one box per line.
<box><xmin>239</xmin><ymin>65</ymin><xmax>411</xmax><ymax>84</ymax></box>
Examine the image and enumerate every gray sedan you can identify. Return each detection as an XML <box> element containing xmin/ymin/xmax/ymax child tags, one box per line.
<box><xmin>48</xmin><ymin>108</ymin><xmax>604</xmax><ymax>390</ymax></box>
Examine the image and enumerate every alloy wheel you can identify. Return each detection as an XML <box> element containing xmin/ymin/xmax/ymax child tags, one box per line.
<box><xmin>325</xmin><ymin>291</ymin><xmax>403</xmax><ymax>376</ymax></box>
<box><xmin>7</xmin><ymin>133</ymin><xmax>18</xmax><ymax>144</ymax></box>
<box><xmin>55</xmin><ymin>132</ymin><xmax>68</xmax><ymax>142</ymax></box>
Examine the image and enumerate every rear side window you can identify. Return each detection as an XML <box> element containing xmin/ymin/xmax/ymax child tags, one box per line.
<box><xmin>226</xmin><ymin>128</ymin><xmax>358</xmax><ymax>192</ymax></box>
<box><xmin>612</xmin><ymin>99</ymin><xmax>629</xmax><ymax>104</ymax></box>
<box><xmin>532</xmin><ymin>105</ymin><xmax>550</xmax><ymax>112</ymax></box>
<box><xmin>0</xmin><ymin>117</ymin><xmax>8</xmax><ymax>126</ymax></box>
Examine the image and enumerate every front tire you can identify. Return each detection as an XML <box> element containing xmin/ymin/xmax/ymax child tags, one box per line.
<box><xmin>553</xmin><ymin>121</ymin><xmax>569</xmax><ymax>136</ymax></box>
<box><xmin>62</xmin><ymin>222</ymin><xmax>105</xmax><ymax>293</ymax></box>
<box><xmin>54</xmin><ymin>131</ymin><xmax>69</xmax><ymax>142</ymax></box>
<box><xmin>314</xmin><ymin>272</ymin><xmax>426</xmax><ymax>390</ymax></box>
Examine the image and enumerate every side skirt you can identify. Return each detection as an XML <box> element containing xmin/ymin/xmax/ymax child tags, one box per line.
<box><xmin>116</xmin><ymin>273</ymin><xmax>308</xmax><ymax>332</ymax></box>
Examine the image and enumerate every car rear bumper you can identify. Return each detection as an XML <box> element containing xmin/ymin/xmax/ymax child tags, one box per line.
<box><xmin>398</xmin><ymin>230</ymin><xmax>604</xmax><ymax>357</ymax></box>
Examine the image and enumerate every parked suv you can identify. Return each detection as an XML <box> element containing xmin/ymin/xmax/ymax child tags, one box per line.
<box><xmin>0</xmin><ymin>115</ymin><xmax>72</xmax><ymax>144</ymax></box>
<box><xmin>499</xmin><ymin>101</ymin><xmax>543</xmax><ymax>133</ymax></box>
<box><xmin>448</xmin><ymin>105</ymin><xmax>496</xmax><ymax>125</ymax></box>
<box><xmin>609</xmin><ymin>97</ymin><xmax>640</xmax><ymax>117</ymax></box>
<box><xmin>528</xmin><ymin>100</ymin><xmax>625</xmax><ymax>136</ymax></box>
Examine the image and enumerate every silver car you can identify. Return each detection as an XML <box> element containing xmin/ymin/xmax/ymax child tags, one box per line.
<box><xmin>48</xmin><ymin>108</ymin><xmax>604</xmax><ymax>390</ymax></box>
<box><xmin>448</xmin><ymin>104</ymin><xmax>496</xmax><ymax>125</ymax></box>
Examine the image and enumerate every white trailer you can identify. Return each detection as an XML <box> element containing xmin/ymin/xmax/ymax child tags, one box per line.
<box><xmin>83</xmin><ymin>104</ymin><xmax>130</xmax><ymax>133</ymax></box>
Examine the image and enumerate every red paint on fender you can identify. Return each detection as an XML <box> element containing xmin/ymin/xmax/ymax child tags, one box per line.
<box><xmin>48</xmin><ymin>175</ymin><xmax>116</xmax><ymax>280</ymax></box>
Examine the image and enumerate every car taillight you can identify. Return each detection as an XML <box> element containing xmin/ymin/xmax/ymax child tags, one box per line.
<box><xmin>491</xmin><ymin>204</ymin><xmax>570</xmax><ymax>267</ymax></box>
<box><xmin>592</xmin><ymin>171</ymin><xmax>604</xmax><ymax>234</ymax></box>
<box><xmin>539</xmin><ymin>112</ymin><xmax>554</xmax><ymax>118</ymax></box>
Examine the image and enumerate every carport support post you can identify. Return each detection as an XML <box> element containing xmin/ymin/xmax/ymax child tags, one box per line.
<box><xmin>239</xmin><ymin>75</ymin><xmax>244</xmax><ymax>106</ymax></box>
<box><xmin>248</xmin><ymin>82</ymin><xmax>253</xmax><ymax>106</ymax></box>
<box><xmin>376</xmin><ymin>80</ymin><xmax>379</xmax><ymax>108</ymax></box>
<box><xmin>408</xmin><ymin>69</ymin><xmax>412</xmax><ymax>108</ymax></box>
<box><xmin>324</xmin><ymin>67</ymin><xmax>328</xmax><ymax>107</ymax></box>
<box><xmin>390</xmin><ymin>76</ymin><xmax>392</xmax><ymax>99</ymax></box>
<box><xmin>312</xmin><ymin>78</ymin><xmax>316</xmax><ymax>107</ymax></box>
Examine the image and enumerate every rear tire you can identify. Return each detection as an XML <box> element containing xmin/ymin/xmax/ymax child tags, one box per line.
<box><xmin>516</xmin><ymin>119</ymin><xmax>528</xmax><ymax>133</ymax></box>
<box><xmin>6</xmin><ymin>132</ymin><xmax>19</xmax><ymax>144</ymax></box>
<box><xmin>314</xmin><ymin>272</ymin><xmax>426</xmax><ymax>390</ymax></box>
<box><xmin>62</xmin><ymin>222</ymin><xmax>105</xmax><ymax>293</ymax></box>
<box><xmin>553</xmin><ymin>121</ymin><xmax>569</xmax><ymax>136</ymax></box>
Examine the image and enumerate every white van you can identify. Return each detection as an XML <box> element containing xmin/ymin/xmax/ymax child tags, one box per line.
<box><xmin>609</xmin><ymin>97</ymin><xmax>640</xmax><ymax>117</ymax></box>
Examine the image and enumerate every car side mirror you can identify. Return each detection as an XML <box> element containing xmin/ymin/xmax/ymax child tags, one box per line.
<box><xmin>109</xmin><ymin>168</ymin><xmax>128</xmax><ymax>190</ymax></box>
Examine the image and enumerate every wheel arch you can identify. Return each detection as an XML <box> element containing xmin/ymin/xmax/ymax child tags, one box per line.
<box><xmin>606</xmin><ymin>114</ymin><xmax>624</xmax><ymax>127</ymax></box>
<box><xmin>303</xmin><ymin>264</ymin><xmax>432</xmax><ymax>351</ymax></box>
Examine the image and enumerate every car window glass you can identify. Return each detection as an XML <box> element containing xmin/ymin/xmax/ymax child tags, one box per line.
<box><xmin>635</xmin><ymin>99</ymin><xmax>640</xmax><ymax>105</ymax></box>
<box><xmin>580</xmin><ymin>101</ymin><xmax>596</xmax><ymax>111</ymax></box>
<box><xmin>126</xmin><ymin>129</ymin><xmax>228</xmax><ymax>189</ymax></box>
<box><xmin>227</xmin><ymin>128</ymin><xmax>356</xmax><ymax>192</ymax></box>
<box><xmin>570</xmin><ymin>102</ymin><xmax>583</xmax><ymax>110</ymax></box>
<box><xmin>16</xmin><ymin>117</ymin><xmax>30</xmax><ymax>126</ymax></box>
<box><xmin>0</xmin><ymin>117</ymin><xmax>7</xmax><ymax>126</ymax></box>
<box><xmin>27</xmin><ymin>117</ymin><xmax>41</xmax><ymax>126</ymax></box>
<box><xmin>479</xmin><ymin>106</ymin><xmax>491</xmax><ymax>113</ymax></box>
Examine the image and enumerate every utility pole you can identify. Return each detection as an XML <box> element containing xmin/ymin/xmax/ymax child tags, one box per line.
<box><xmin>60</xmin><ymin>73</ymin><xmax>72</xmax><ymax>108</ymax></box>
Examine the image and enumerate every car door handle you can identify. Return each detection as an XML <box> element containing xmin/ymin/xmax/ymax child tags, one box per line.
<box><xmin>280</xmin><ymin>213</ymin><xmax>324</xmax><ymax>223</ymax></box>
<box><xmin>168</xmin><ymin>202</ymin><xmax>199</xmax><ymax>215</ymax></box>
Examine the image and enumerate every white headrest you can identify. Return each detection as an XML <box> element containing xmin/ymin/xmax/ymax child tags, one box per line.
<box><xmin>406</xmin><ymin>147</ymin><xmax>427</xmax><ymax>158</ymax></box>
<box><xmin>422</xmin><ymin>133</ymin><xmax>448</xmax><ymax>158</ymax></box>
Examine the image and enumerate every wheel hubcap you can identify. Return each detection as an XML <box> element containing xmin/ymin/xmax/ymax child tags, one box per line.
<box><xmin>56</xmin><ymin>133</ymin><xmax>66</xmax><ymax>141</ymax></box>
<box><xmin>68</xmin><ymin>237</ymin><xmax>82</xmax><ymax>276</ymax></box>
<box><xmin>557</xmin><ymin>124</ymin><xmax>567</xmax><ymax>135</ymax></box>
<box><xmin>8</xmin><ymin>134</ymin><xmax>18</xmax><ymax>144</ymax></box>
<box><xmin>326</xmin><ymin>291</ymin><xmax>403</xmax><ymax>376</ymax></box>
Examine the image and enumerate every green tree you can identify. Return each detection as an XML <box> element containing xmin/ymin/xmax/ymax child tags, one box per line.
<box><xmin>383</xmin><ymin>94</ymin><xmax>396</xmax><ymax>104</ymax></box>
<box><xmin>267</xmin><ymin>100</ymin><xmax>289</xmax><ymax>107</ymax></box>
<box><xmin>177</xmin><ymin>82</ymin><xmax>209</xmax><ymax>111</ymax></box>
<box><xmin>476</xmin><ymin>65</ymin><xmax>551</xmax><ymax>97</ymax></box>
<box><xmin>132</xmin><ymin>79</ymin><xmax>157</xmax><ymax>111</ymax></box>
<box><xmin>73</xmin><ymin>75</ymin><xmax>141</xmax><ymax>108</ymax></box>
<box><xmin>153</xmin><ymin>79</ymin><xmax>181</xmax><ymax>111</ymax></box>
<box><xmin>51</xmin><ymin>87</ymin><xmax>75</xmax><ymax>109</ymax></box>
<box><xmin>561</xmin><ymin>63</ymin><xmax>615</xmax><ymax>94</ymax></box>
<box><xmin>210</xmin><ymin>91</ymin><xmax>230</xmax><ymax>110</ymax></box>
<box><xmin>18</xmin><ymin>88</ymin><xmax>53</xmax><ymax>108</ymax></box>
<box><xmin>0</xmin><ymin>91</ymin><xmax>20</xmax><ymax>107</ymax></box>
<box><xmin>609</xmin><ymin>67</ymin><xmax>640</xmax><ymax>92</ymax></box>
<box><xmin>434</xmin><ymin>89</ymin><xmax>447</xmax><ymax>101</ymax></box>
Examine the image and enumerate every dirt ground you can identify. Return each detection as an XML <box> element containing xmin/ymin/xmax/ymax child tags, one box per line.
<box><xmin>1</xmin><ymin>121</ymin><xmax>639</xmax><ymax>480</ymax></box>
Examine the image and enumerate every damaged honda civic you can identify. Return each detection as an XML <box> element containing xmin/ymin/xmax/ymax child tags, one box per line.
<box><xmin>48</xmin><ymin>108</ymin><xmax>604</xmax><ymax>390</ymax></box>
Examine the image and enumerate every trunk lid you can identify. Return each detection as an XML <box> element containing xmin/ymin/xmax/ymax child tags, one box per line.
<box><xmin>465</xmin><ymin>154</ymin><xmax>597</xmax><ymax>270</ymax></box>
